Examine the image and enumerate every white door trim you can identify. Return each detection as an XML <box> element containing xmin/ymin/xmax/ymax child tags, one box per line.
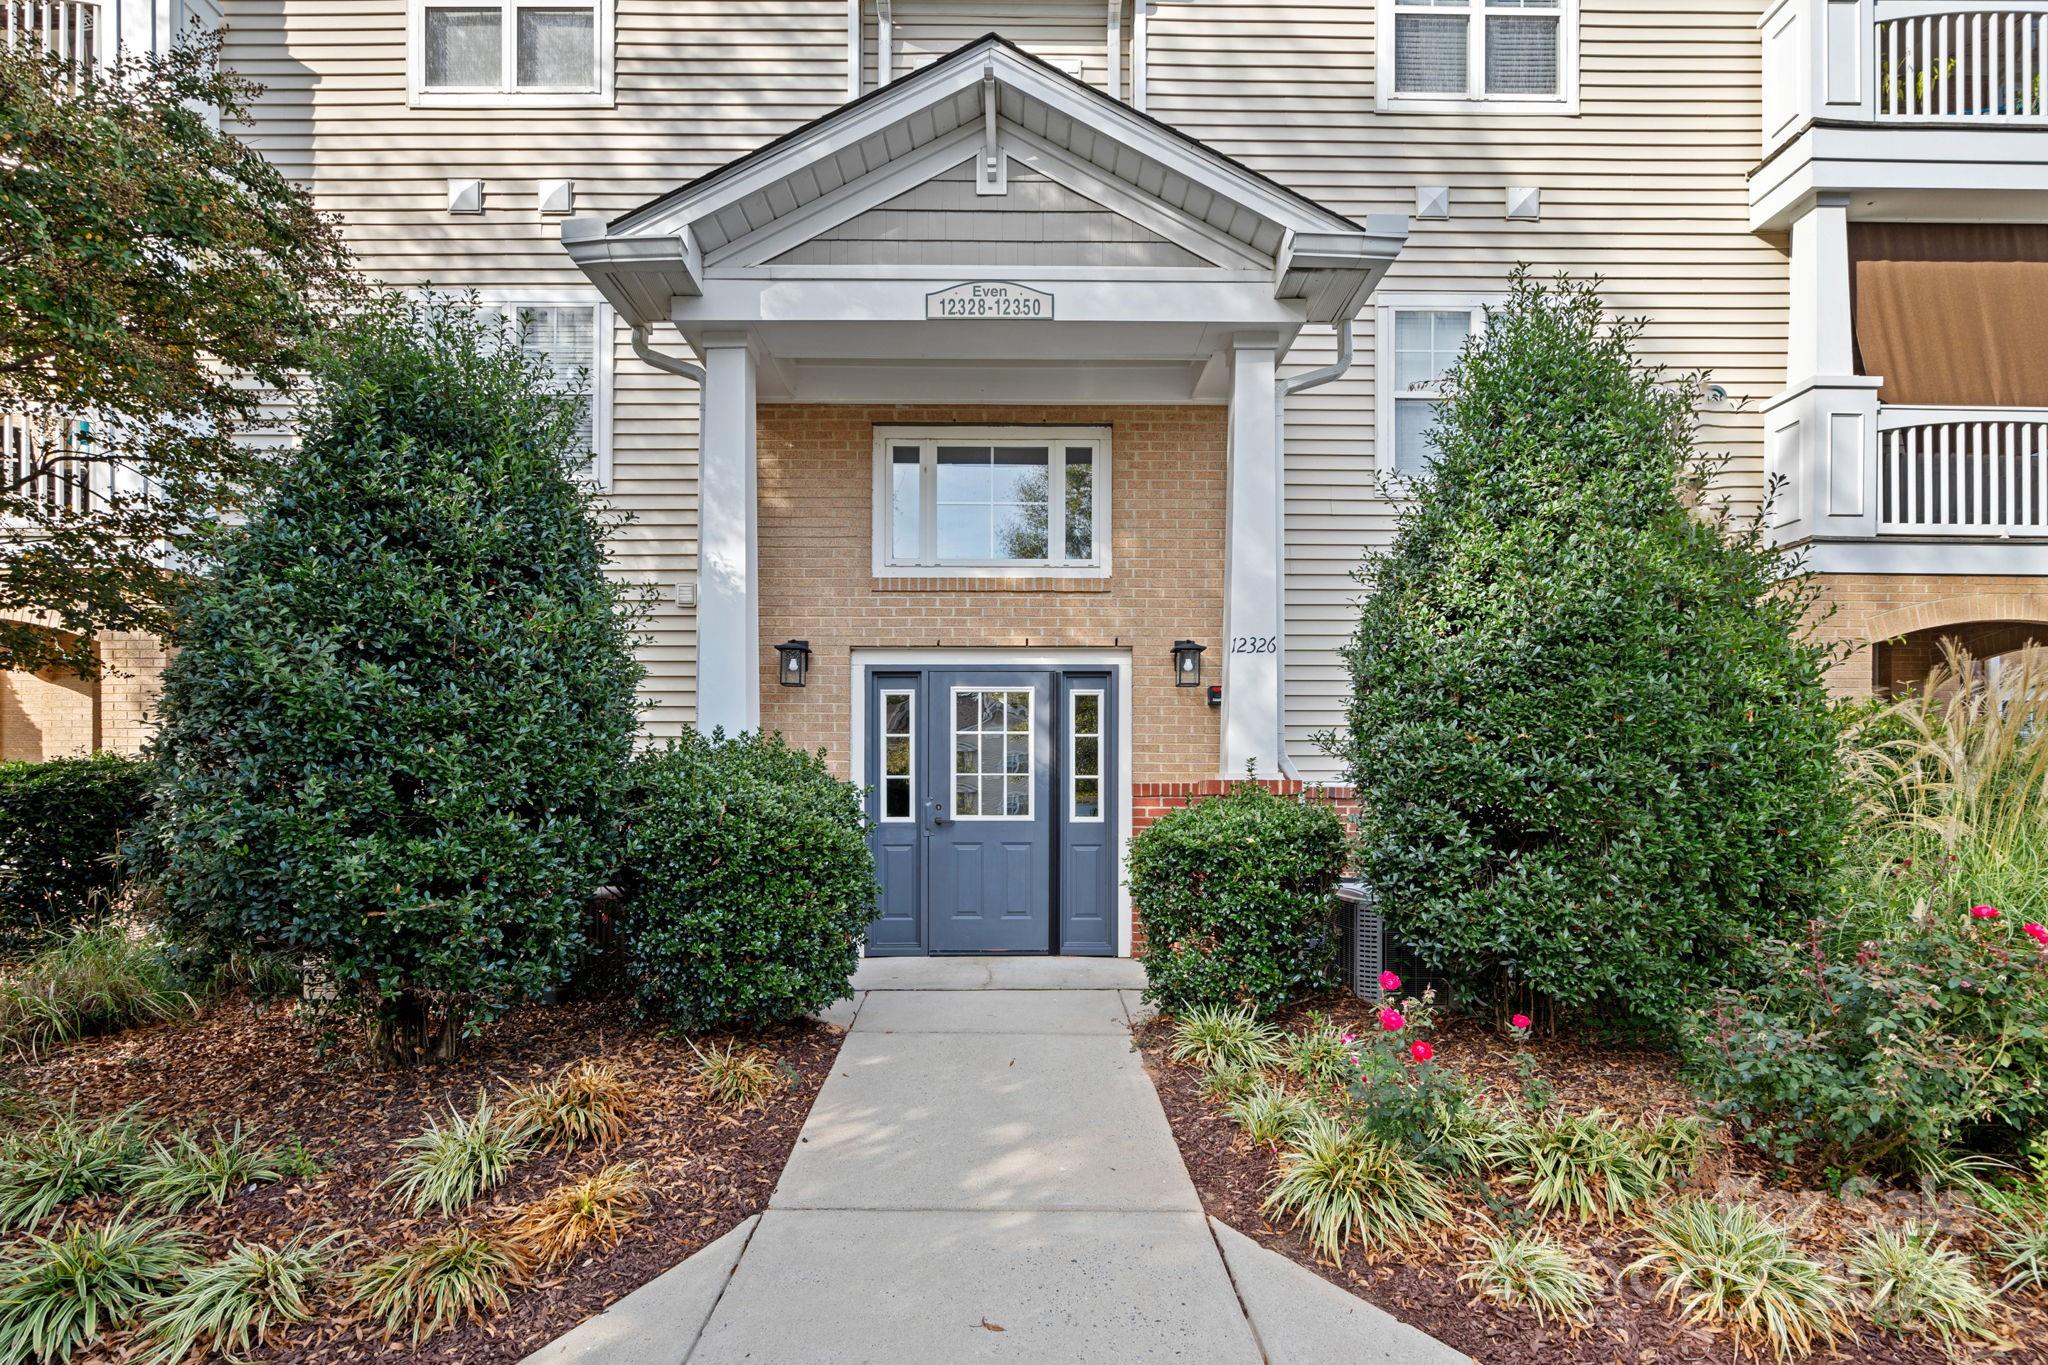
<box><xmin>848</xmin><ymin>646</ymin><xmax>1135</xmax><ymax>957</ymax></box>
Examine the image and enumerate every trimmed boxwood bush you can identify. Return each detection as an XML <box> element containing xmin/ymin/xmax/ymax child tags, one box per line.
<box><xmin>1131</xmin><ymin>782</ymin><xmax>1347</xmax><ymax>1017</ymax></box>
<box><xmin>0</xmin><ymin>754</ymin><xmax>152</xmax><ymax>945</ymax></box>
<box><xmin>143</xmin><ymin>293</ymin><xmax>643</xmax><ymax>1063</ymax></box>
<box><xmin>619</xmin><ymin>731</ymin><xmax>876</xmax><ymax>1032</ymax></box>
<box><xmin>1339</xmin><ymin>272</ymin><xmax>1844</xmax><ymax>1032</ymax></box>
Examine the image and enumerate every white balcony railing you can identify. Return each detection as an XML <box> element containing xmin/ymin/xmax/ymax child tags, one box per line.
<box><xmin>3</xmin><ymin>413</ymin><xmax>99</xmax><ymax>517</ymax></box>
<box><xmin>1878</xmin><ymin>406</ymin><xmax>2048</xmax><ymax>536</ymax></box>
<box><xmin>2</xmin><ymin>0</ymin><xmax>109</xmax><ymax>83</ymax></box>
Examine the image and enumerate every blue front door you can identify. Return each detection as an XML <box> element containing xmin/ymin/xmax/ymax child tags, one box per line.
<box><xmin>863</xmin><ymin>666</ymin><xmax>1116</xmax><ymax>956</ymax></box>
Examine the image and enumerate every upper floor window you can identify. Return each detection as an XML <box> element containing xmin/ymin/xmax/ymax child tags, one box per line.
<box><xmin>409</xmin><ymin>0</ymin><xmax>613</xmax><ymax>107</ymax></box>
<box><xmin>1376</xmin><ymin>297</ymin><xmax>1494</xmax><ymax>482</ymax></box>
<box><xmin>1377</xmin><ymin>0</ymin><xmax>1576</xmax><ymax>113</ymax></box>
<box><xmin>874</xmin><ymin>428</ymin><xmax>1110</xmax><ymax>577</ymax></box>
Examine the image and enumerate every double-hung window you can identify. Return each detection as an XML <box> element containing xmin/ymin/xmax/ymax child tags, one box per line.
<box><xmin>476</xmin><ymin>297</ymin><xmax>612</xmax><ymax>485</ymax></box>
<box><xmin>1378</xmin><ymin>0</ymin><xmax>1575</xmax><ymax>112</ymax></box>
<box><xmin>410</xmin><ymin>0</ymin><xmax>612</xmax><ymax>106</ymax></box>
<box><xmin>875</xmin><ymin>427</ymin><xmax>1110</xmax><ymax>576</ymax></box>
<box><xmin>1376</xmin><ymin>298</ymin><xmax>1493</xmax><ymax>482</ymax></box>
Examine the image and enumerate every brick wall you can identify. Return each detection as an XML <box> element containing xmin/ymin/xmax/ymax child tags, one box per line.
<box><xmin>1810</xmin><ymin>573</ymin><xmax>2048</xmax><ymax>693</ymax></box>
<box><xmin>755</xmin><ymin>403</ymin><xmax>1229</xmax><ymax>784</ymax></box>
<box><xmin>0</xmin><ymin>622</ymin><xmax>164</xmax><ymax>762</ymax></box>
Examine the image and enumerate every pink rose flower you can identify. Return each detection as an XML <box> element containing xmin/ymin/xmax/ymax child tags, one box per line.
<box><xmin>1510</xmin><ymin>1013</ymin><xmax>1532</xmax><ymax>1031</ymax></box>
<box><xmin>1971</xmin><ymin>904</ymin><xmax>2001</xmax><ymax>920</ymax></box>
<box><xmin>2024</xmin><ymin>922</ymin><xmax>2048</xmax><ymax>947</ymax></box>
<box><xmin>1379</xmin><ymin>971</ymin><xmax>1402</xmax><ymax>992</ymax></box>
<box><xmin>1409</xmin><ymin>1040</ymin><xmax>1434</xmax><ymax>1063</ymax></box>
<box><xmin>1340</xmin><ymin>1033</ymin><xmax>1356</xmax><ymax>1045</ymax></box>
<box><xmin>1379</xmin><ymin>1007</ymin><xmax>1405</xmax><ymax>1032</ymax></box>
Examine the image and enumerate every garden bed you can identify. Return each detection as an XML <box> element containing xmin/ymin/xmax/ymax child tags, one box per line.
<box><xmin>1137</xmin><ymin>993</ymin><xmax>2047</xmax><ymax>1365</ymax></box>
<box><xmin>4</xmin><ymin>995</ymin><xmax>840</xmax><ymax>1363</ymax></box>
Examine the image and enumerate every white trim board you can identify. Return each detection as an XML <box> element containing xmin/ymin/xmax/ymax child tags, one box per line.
<box><xmin>848</xmin><ymin>647</ymin><xmax>1136</xmax><ymax>958</ymax></box>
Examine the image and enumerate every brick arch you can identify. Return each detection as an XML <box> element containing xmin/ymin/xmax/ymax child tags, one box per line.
<box><xmin>1860</xmin><ymin>592</ymin><xmax>2048</xmax><ymax>646</ymax></box>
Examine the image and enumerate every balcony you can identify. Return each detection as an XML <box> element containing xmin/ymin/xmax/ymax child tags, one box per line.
<box><xmin>3</xmin><ymin>413</ymin><xmax>102</xmax><ymax>519</ymax></box>
<box><xmin>1878</xmin><ymin>406</ymin><xmax>2048</xmax><ymax>537</ymax></box>
<box><xmin>1755</xmin><ymin>1</ymin><xmax>2048</xmax><ymax>229</ymax></box>
<box><xmin>2</xmin><ymin>0</ymin><xmax>109</xmax><ymax>84</ymax></box>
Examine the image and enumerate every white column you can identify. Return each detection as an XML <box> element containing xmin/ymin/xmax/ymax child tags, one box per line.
<box><xmin>695</xmin><ymin>332</ymin><xmax>759</xmax><ymax>737</ymax></box>
<box><xmin>1221</xmin><ymin>332</ymin><xmax>1283</xmax><ymax>779</ymax></box>
<box><xmin>1787</xmin><ymin>191</ymin><xmax>1854</xmax><ymax>383</ymax></box>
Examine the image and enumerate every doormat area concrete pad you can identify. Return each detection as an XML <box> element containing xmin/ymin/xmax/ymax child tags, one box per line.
<box><xmin>852</xmin><ymin>987</ymin><xmax>1131</xmax><ymax>1035</ymax></box>
<box><xmin>851</xmin><ymin>956</ymin><xmax>1146</xmax><ymax>992</ymax></box>
<box><xmin>518</xmin><ymin>1215</ymin><xmax>756</xmax><ymax>1365</ymax></box>
<box><xmin>770</xmin><ymin>1030</ymin><xmax>1195</xmax><ymax>1213</ymax></box>
<box><xmin>690</xmin><ymin>1208</ymin><xmax>1262</xmax><ymax>1365</ymax></box>
<box><xmin>1208</xmin><ymin>1219</ymin><xmax>1474</xmax><ymax>1364</ymax></box>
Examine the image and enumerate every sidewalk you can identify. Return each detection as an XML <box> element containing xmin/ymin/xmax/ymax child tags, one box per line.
<box><xmin>527</xmin><ymin>958</ymin><xmax>1469</xmax><ymax>1364</ymax></box>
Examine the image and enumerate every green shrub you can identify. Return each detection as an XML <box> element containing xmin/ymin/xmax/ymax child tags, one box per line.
<box><xmin>619</xmin><ymin>731</ymin><xmax>875</xmax><ymax>1032</ymax></box>
<box><xmin>1682</xmin><ymin>905</ymin><xmax>2048</xmax><ymax>1175</ymax></box>
<box><xmin>139</xmin><ymin>1232</ymin><xmax>345</xmax><ymax>1365</ymax></box>
<box><xmin>1845</xmin><ymin>1222</ymin><xmax>1997</xmax><ymax>1344</ymax></box>
<box><xmin>0</xmin><ymin>1107</ymin><xmax>151</xmax><ymax>1232</ymax></box>
<box><xmin>1339</xmin><ymin>272</ymin><xmax>1843</xmax><ymax>1032</ymax></box>
<box><xmin>1167</xmin><ymin>1005</ymin><xmax>1285</xmax><ymax>1072</ymax></box>
<box><xmin>143</xmin><ymin>292</ymin><xmax>642</xmax><ymax>1064</ymax></box>
<box><xmin>1459</xmin><ymin>1230</ymin><xmax>1598</xmax><ymax>1325</ymax></box>
<box><xmin>350</xmin><ymin>1228</ymin><xmax>525</xmax><ymax>1346</ymax></box>
<box><xmin>0</xmin><ymin>924</ymin><xmax>197</xmax><ymax>1060</ymax></box>
<box><xmin>0</xmin><ymin>1217</ymin><xmax>195</xmax><ymax>1364</ymax></box>
<box><xmin>1131</xmin><ymin>783</ymin><xmax>1346</xmax><ymax>1017</ymax></box>
<box><xmin>127</xmin><ymin>1124</ymin><xmax>289</xmax><ymax>1213</ymax></box>
<box><xmin>1261</xmin><ymin>1114</ymin><xmax>1453</xmax><ymax>1260</ymax></box>
<box><xmin>1627</xmin><ymin>1199</ymin><xmax>1846</xmax><ymax>1362</ymax></box>
<box><xmin>0</xmin><ymin>755</ymin><xmax>152</xmax><ymax>946</ymax></box>
<box><xmin>385</xmin><ymin>1094</ymin><xmax>533</xmax><ymax>1215</ymax></box>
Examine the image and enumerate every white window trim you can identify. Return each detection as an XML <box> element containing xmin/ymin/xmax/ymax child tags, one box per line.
<box><xmin>948</xmin><ymin>684</ymin><xmax>1035</xmax><ymax>822</ymax></box>
<box><xmin>870</xmin><ymin>425</ymin><xmax>1113</xmax><ymax>579</ymax></box>
<box><xmin>407</xmin><ymin>0</ymin><xmax>615</xmax><ymax>109</ymax></box>
<box><xmin>1068</xmin><ymin>687</ymin><xmax>1105</xmax><ymax>824</ymax></box>
<box><xmin>1373</xmin><ymin>0</ymin><xmax>1579</xmax><ymax>115</ymax></box>
<box><xmin>1374</xmin><ymin>293</ymin><xmax>1498</xmax><ymax>488</ymax></box>
<box><xmin>473</xmin><ymin>291</ymin><xmax>614</xmax><ymax>489</ymax></box>
<box><xmin>878</xmin><ymin>686</ymin><xmax>916</xmax><ymax>823</ymax></box>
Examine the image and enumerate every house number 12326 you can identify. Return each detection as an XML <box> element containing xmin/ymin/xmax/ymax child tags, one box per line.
<box><xmin>1231</xmin><ymin>636</ymin><xmax>1276</xmax><ymax>654</ymax></box>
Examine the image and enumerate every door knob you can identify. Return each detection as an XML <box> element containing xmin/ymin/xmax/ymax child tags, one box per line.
<box><xmin>927</xmin><ymin>798</ymin><xmax>952</xmax><ymax>827</ymax></box>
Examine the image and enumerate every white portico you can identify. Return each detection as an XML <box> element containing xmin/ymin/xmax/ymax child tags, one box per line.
<box><xmin>564</xmin><ymin>35</ymin><xmax>1406</xmax><ymax>780</ymax></box>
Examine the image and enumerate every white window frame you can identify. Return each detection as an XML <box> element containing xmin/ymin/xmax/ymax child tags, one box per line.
<box><xmin>1068</xmin><ymin>687</ymin><xmax>1105</xmax><ymax>823</ymax></box>
<box><xmin>1375</xmin><ymin>294</ymin><xmax>1497</xmax><ymax>486</ymax></box>
<box><xmin>1374</xmin><ymin>0</ymin><xmax>1579</xmax><ymax>114</ymax></box>
<box><xmin>408</xmin><ymin>0</ymin><xmax>614</xmax><ymax>108</ymax></box>
<box><xmin>473</xmin><ymin>291</ymin><xmax>615</xmax><ymax>488</ymax></box>
<box><xmin>877</xmin><ymin>686</ymin><xmax>917</xmax><ymax>823</ymax></box>
<box><xmin>948</xmin><ymin>685</ymin><xmax>1035</xmax><ymax>822</ymax></box>
<box><xmin>871</xmin><ymin>426</ymin><xmax>1112</xmax><ymax>579</ymax></box>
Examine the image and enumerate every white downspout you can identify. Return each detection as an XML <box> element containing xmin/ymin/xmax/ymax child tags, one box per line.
<box><xmin>1268</xmin><ymin>318</ymin><xmax>1356</xmax><ymax>781</ymax></box>
<box><xmin>876</xmin><ymin>0</ymin><xmax>892</xmax><ymax>86</ymax></box>
<box><xmin>631</xmin><ymin>324</ymin><xmax>705</xmax><ymax>384</ymax></box>
<box><xmin>1132</xmin><ymin>1</ymin><xmax>1149</xmax><ymax>110</ymax></box>
<box><xmin>1107</xmin><ymin>0</ymin><xmax>1123</xmax><ymax>99</ymax></box>
<box><xmin>846</xmin><ymin>0</ymin><xmax>862</xmax><ymax>99</ymax></box>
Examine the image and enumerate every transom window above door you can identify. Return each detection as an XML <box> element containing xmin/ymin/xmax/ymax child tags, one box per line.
<box><xmin>874</xmin><ymin>427</ymin><xmax>1110</xmax><ymax>576</ymax></box>
<box><xmin>410</xmin><ymin>0</ymin><xmax>613</xmax><ymax>106</ymax></box>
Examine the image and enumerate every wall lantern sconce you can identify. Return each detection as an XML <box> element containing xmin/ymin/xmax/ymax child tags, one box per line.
<box><xmin>775</xmin><ymin>639</ymin><xmax>812</xmax><ymax>688</ymax></box>
<box><xmin>1172</xmin><ymin>639</ymin><xmax>1206</xmax><ymax>688</ymax></box>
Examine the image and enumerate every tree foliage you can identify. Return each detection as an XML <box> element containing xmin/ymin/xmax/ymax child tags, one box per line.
<box><xmin>1338</xmin><ymin>271</ymin><xmax>1844</xmax><ymax>1031</ymax></box>
<box><xmin>0</xmin><ymin>32</ymin><xmax>355</xmax><ymax>675</ymax></box>
<box><xmin>143</xmin><ymin>294</ymin><xmax>642</xmax><ymax>1063</ymax></box>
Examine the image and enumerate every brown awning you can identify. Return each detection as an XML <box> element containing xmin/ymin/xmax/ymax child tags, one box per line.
<box><xmin>1850</xmin><ymin>223</ymin><xmax>2048</xmax><ymax>406</ymax></box>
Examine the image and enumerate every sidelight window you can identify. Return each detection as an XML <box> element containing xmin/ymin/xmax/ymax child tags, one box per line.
<box><xmin>1069</xmin><ymin>690</ymin><xmax>1104</xmax><ymax>821</ymax></box>
<box><xmin>879</xmin><ymin>688</ymin><xmax>915</xmax><ymax>821</ymax></box>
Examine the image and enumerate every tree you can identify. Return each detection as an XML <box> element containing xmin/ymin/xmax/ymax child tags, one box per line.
<box><xmin>144</xmin><ymin>294</ymin><xmax>643</xmax><ymax>1063</ymax></box>
<box><xmin>1338</xmin><ymin>271</ymin><xmax>1846</xmax><ymax>1033</ymax></box>
<box><xmin>0</xmin><ymin>32</ymin><xmax>355</xmax><ymax>676</ymax></box>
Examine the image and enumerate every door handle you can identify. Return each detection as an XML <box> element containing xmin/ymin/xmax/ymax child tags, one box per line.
<box><xmin>927</xmin><ymin>798</ymin><xmax>952</xmax><ymax>828</ymax></box>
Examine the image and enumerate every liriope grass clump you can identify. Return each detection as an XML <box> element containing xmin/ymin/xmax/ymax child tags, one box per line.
<box><xmin>1281</xmin><ymin>1016</ymin><xmax>1355</xmax><ymax>1090</ymax></box>
<box><xmin>351</xmin><ymin>1228</ymin><xmax>528</xmax><ymax>1346</ymax></box>
<box><xmin>1631</xmin><ymin>1113</ymin><xmax>1710</xmax><ymax>1190</ymax></box>
<box><xmin>0</xmin><ymin>925</ymin><xmax>198</xmax><ymax>1062</ymax></box>
<box><xmin>0</xmin><ymin>1106</ymin><xmax>151</xmax><ymax>1231</ymax></box>
<box><xmin>1458</xmin><ymin>1229</ymin><xmax>1599</xmax><ymax>1325</ymax></box>
<box><xmin>139</xmin><ymin>1232</ymin><xmax>348</xmax><ymax>1365</ymax></box>
<box><xmin>1262</xmin><ymin>1114</ymin><xmax>1453</xmax><ymax>1261</ymax></box>
<box><xmin>511</xmin><ymin>1060</ymin><xmax>637</xmax><ymax>1153</ymax></box>
<box><xmin>1845</xmin><ymin>1221</ymin><xmax>1998</xmax><ymax>1345</ymax></box>
<box><xmin>385</xmin><ymin>1095</ymin><xmax>533</xmax><ymax>1215</ymax></box>
<box><xmin>127</xmin><ymin>1123</ymin><xmax>290</xmax><ymax>1213</ymax></box>
<box><xmin>505</xmin><ymin>1163</ymin><xmax>647</xmax><ymax>1270</ymax></box>
<box><xmin>690</xmin><ymin>1042</ymin><xmax>784</xmax><ymax>1111</ymax></box>
<box><xmin>1168</xmin><ymin>1006</ymin><xmax>1285</xmax><ymax>1073</ymax></box>
<box><xmin>1989</xmin><ymin>1210</ymin><xmax>2048</xmax><ymax>1295</ymax></box>
<box><xmin>1497</xmin><ymin>1109</ymin><xmax>1661</xmax><ymax>1224</ymax></box>
<box><xmin>1627</xmin><ymin>1199</ymin><xmax>1846</xmax><ymax>1362</ymax></box>
<box><xmin>0</xmin><ymin>1217</ymin><xmax>195</xmax><ymax>1365</ymax></box>
<box><xmin>1198</xmin><ymin>1060</ymin><xmax>1261</xmax><ymax>1104</ymax></box>
<box><xmin>1226</xmin><ymin>1080</ymin><xmax>1317</xmax><ymax>1149</ymax></box>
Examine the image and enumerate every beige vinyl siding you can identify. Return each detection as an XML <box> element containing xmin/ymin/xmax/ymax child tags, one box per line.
<box><xmin>1143</xmin><ymin>0</ymin><xmax>1785</xmax><ymax>775</ymax></box>
<box><xmin>222</xmin><ymin>0</ymin><xmax>853</xmax><ymax>737</ymax></box>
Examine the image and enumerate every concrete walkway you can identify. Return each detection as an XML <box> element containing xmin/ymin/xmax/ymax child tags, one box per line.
<box><xmin>527</xmin><ymin>959</ymin><xmax>1468</xmax><ymax>1364</ymax></box>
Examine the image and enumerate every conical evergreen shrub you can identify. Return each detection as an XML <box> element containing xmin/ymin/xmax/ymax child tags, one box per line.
<box><xmin>1339</xmin><ymin>271</ymin><xmax>1844</xmax><ymax>1031</ymax></box>
<box><xmin>146</xmin><ymin>293</ymin><xmax>643</xmax><ymax>1061</ymax></box>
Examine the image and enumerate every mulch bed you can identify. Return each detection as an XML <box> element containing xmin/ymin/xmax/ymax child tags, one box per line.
<box><xmin>6</xmin><ymin>996</ymin><xmax>841</xmax><ymax>1364</ymax></box>
<box><xmin>1137</xmin><ymin>992</ymin><xmax>2048</xmax><ymax>1365</ymax></box>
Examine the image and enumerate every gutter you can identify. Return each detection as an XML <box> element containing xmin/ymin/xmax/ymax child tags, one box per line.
<box><xmin>631</xmin><ymin>325</ymin><xmax>705</xmax><ymax>384</ymax></box>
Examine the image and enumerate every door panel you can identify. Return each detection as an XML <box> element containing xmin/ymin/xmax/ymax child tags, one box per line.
<box><xmin>863</xmin><ymin>676</ymin><xmax>924</xmax><ymax>955</ymax></box>
<box><xmin>1058</xmin><ymin>673</ymin><xmax>1117</xmax><ymax>955</ymax></box>
<box><xmin>926</xmin><ymin>670</ymin><xmax>1053</xmax><ymax>954</ymax></box>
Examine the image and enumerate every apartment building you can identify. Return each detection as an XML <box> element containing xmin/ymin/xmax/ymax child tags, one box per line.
<box><xmin>7</xmin><ymin>0</ymin><xmax>2044</xmax><ymax>955</ymax></box>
